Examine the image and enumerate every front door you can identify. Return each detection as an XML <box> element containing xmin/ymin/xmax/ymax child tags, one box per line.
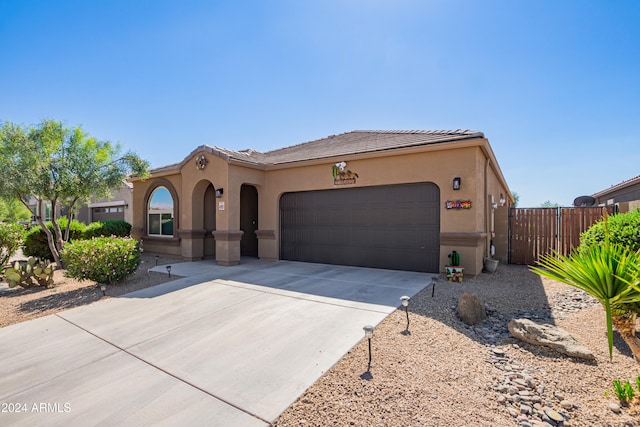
<box><xmin>240</xmin><ymin>184</ymin><xmax>258</xmax><ymax>257</ymax></box>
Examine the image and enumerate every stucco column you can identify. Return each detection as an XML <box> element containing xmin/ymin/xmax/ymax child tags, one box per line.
<box><xmin>255</xmin><ymin>229</ymin><xmax>276</xmax><ymax>260</ymax></box>
<box><xmin>178</xmin><ymin>229</ymin><xmax>207</xmax><ymax>261</ymax></box>
<box><xmin>212</xmin><ymin>230</ymin><xmax>244</xmax><ymax>266</ymax></box>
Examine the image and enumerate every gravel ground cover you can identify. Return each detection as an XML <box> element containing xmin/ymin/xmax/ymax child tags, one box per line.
<box><xmin>0</xmin><ymin>253</ymin><xmax>181</xmax><ymax>328</ymax></box>
<box><xmin>2</xmin><ymin>257</ymin><xmax>639</xmax><ymax>425</ymax></box>
<box><xmin>273</xmin><ymin>264</ymin><xmax>640</xmax><ymax>427</ymax></box>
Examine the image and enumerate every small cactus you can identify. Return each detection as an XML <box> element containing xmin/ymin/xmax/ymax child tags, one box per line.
<box><xmin>3</xmin><ymin>257</ymin><xmax>55</xmax><ymax>288</ymax></box>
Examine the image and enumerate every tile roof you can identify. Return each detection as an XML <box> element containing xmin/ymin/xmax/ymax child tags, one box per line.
<box><xmin>150</xmin><ymin>130</ymin><xmax>484</xmax><ymax>173</ymax></box>
<box><xmin>257</xmin><ymin>130</ymin><xmax>484</xmax><ymax>165</ymax></box>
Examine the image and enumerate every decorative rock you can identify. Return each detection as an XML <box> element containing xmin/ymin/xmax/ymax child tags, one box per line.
<box><xmin>457</xmin><ymin>293</ymin><xmax>487</xmax><ymax>325</ymax></box>
<box><xmin>608</xmin><ymin>402</ymin><xmax>621</xmax><ymax>414</ymax></box>
<box><xmin>544</xmin><ymin>408</ymin><xmax>565</xmax><ymax>424</ymax></box>
<box><xmin>560</xmin><ymin>400</ymin><xmax>573</xmax><ymax>410</ymax></box>
<box><xmin>520</xmin><ymin>404</ymin><xmax>532</xmax><ymax>414</ymax></box>
<box><xmin>492</xmin><ymin>348</ymin><xmax>506</xmax><ymax>356</ymax></box>
<box><xmin>507</xmin><ymin>318</ymin><xmax>596</xmax><ymax>360</ymax></box>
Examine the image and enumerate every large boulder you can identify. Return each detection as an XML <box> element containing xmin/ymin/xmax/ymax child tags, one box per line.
<box><xmin>508</xmin><ymin>318</ymin><xmax>595</xmax><ymax>360</ymax></box>
<box><xmin>457</xmin><ymin>293</ymin><xmax>487</xmax><ymax>325</ymax></box>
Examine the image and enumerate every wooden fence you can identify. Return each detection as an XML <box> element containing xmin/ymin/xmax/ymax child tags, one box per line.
<box><xmin>509</xmin><ymin>206</ymin><xmax>615</xmax><ymax>265</ymax></box>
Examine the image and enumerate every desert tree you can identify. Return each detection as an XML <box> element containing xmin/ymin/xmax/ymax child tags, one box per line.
<box><xmin>0</xmin><ymin>119</ymin><xmax>149</xmax><ymax>268</ymax></box>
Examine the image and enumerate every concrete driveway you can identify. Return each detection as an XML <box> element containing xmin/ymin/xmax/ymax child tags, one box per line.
<box><xmin>0</xmin><ymin>259</ymin><xmax>430</xmax><ymax>426</ymax></box>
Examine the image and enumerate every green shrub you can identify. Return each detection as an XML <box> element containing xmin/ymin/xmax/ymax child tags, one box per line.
<box><xmin>63</xmin><ymin>236</ymin><xmax>140</xmax><ymax>285</ymax></box>
<box><xmin>83</xmin><ymin>219</ymin><xmax>132</xmax><ymax>239</ymax></box>
<box><xmin>23</xmin><ymin>218</ymin><xmax>133</xmax><ymax>261</ymax></box>
<box><xmin>579</xmin><ymin>210</ymin><xmax>640</xmax><ymax>253</ymax></box>
<box><xmin>23</xmin><ymin>217</ymin><xmax>86</xmax><ymax>260</ymax></box>
<box><xmin>0</xmin><ymin>222</ymin><xmax>25</xmax><ymax>270</ymax></box>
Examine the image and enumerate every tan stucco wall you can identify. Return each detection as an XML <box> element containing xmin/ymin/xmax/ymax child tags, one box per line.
<box><xmin>132</xmin><ymin>137</ymin><xmax>512</xmax><ymax>276</ymax></box>
<box><xmin>131</xmin><ymin>172</ymin><xmax>182</xmax><ymax>257</ymax></box>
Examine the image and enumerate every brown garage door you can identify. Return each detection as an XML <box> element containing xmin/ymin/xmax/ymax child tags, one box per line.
<box><xmin>280</xmin><ymin>182</ymin><xmax>440</xmax><ymax>272</ymax></box>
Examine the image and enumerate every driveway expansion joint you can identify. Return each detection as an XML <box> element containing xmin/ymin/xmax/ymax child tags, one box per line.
<box><xmin>55</xmin><ymin>314</ymin><xmax>271</xmax><ymax>425</ymax></box>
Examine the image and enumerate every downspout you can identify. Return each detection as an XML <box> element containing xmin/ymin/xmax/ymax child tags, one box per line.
<box><xmin>484</xmin><ymin>157</ymin><xmax>490</xmax><ymax>258</ymax></box>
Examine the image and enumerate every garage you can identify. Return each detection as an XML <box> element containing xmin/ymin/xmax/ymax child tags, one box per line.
<box><xmin>279</xmin><ymin>182</ymin><xmax>440</xmax><ymax>272</ymax></box>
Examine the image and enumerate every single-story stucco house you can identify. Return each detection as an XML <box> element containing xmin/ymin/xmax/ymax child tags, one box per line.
<box><xmin>130</xmin><ymin>130</ymin><xmax>513</xmax><ymax>276</ymax></box>
<box><xmin>592</xmin><ymin>175</ymin><xmax>640</xmax><ymax>212</ymax></box>
<box><xmin>27</xmin><ymin>183</ymin><xmax>133</xmax><ymax>226</ymax></box>
<box><xmin>75</xmin><ymin>182</ymin><xmax>133</xmax><ymax>225</ymax></box>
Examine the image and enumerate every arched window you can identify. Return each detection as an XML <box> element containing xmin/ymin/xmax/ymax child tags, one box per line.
<box><xmin>148</xmin><ymin>186</ymin><xmax>174</xmax><ymax>237</ymax></box>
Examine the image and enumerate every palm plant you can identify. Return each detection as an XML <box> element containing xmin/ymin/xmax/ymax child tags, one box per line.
<box><xmin>531</xmin><ymin>242</ymin><xmax>640</xmax><ymax>362</ymax></box>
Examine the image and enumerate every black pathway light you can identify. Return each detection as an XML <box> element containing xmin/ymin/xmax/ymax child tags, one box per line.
<box><xmin>363</xmin><ymin>324</ymin><xmax>374</xmax><ymax>370</ymax></box>
<box><xmin>400</xmin><ymin>295</ymin><xmax>410</xmax><ymax>332</ymax></box>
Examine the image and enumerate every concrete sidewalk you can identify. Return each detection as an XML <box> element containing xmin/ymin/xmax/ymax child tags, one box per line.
<box><xmin>0</xmin><ymin>259</ymin><xmax>430</xmax><ymax>426</ymax></box>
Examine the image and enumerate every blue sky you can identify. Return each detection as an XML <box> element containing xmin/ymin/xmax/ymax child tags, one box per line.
<box><xmin>1</xmin><ymin>0</ymin><xmax>638</xmax><ymax>208</ymax></box>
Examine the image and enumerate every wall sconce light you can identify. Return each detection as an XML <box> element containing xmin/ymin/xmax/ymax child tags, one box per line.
<box><xmin>400</xmin><ymin>296</ymin><xmax>410</xmax><ymax>333</ymax></box>
<box><xmin>166</xmin><ymin>265</ymin><xmax>172</xmax><ymax>277</ymax></box>
<box><xmin>215</xmin><ymin>188</ymin><xmax>224</xmax><ymax>198</ymax></box>
<box><xmin>453</xmin><ymin>177</ymin><xmax>461</xmax><ymax>190</ymax></box>
<box><xmin>100</xmin><ymin>284</ymin><xmax>106</xmax><ymax>296</ymax></box>
<box><xmin>363</xmin><ymin>324</ymin><xmax>374</xmax><ymax>369</ymax></box>
<box><xmin>499</xmin><ymin>193</ymin><xmax>506</xmax><ymax>206</ymax></box>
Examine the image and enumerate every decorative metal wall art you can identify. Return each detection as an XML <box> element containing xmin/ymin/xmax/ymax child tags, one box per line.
<box><xmin>446</xmin><ymin>200</ymin><xmax>472</xmax><ymax>209</ymax></box>
<box><xmin>332</xmin><ymin>161</ymin><xmax>358</xmax><ymax>185</ymax></box>
<box><xmin>195</xmin><ymin>154</ymin><xmax>208</xmax><ymax>170</ymax></box>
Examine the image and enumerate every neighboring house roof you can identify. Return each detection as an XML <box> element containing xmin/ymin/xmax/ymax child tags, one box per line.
<box><xmin>592</xmin><ymin>175</ymin><xmax>640</xmax><ymax>199</ymax></box>
<box><xmin>150</xmin><ymin>130</ymin><xmax>484</xmax><ymax>174</ymax></box>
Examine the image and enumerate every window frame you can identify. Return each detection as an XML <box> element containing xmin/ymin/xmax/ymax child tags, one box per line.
<box><xmin>147</xmin><ymin>186</ymin><xmax>175</xmax><ymax>238</ymax></box>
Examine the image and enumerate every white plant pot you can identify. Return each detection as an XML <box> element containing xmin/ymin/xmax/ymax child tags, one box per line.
<box><xmin>484</xmin><ymin>258</ymin><xmax>499</xmax><ymax>273</ymax></box>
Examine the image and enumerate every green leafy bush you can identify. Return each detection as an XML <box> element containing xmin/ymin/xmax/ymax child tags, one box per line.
<box><xmin>63</xmin><ymin>236</ymin><xmax>140</xmax><ymax>285</ymax></box>
<box><xmin>83</xmin><ymin>220</ymin><xmax>132</xmax><ymax>239</ymax></box>
<box><xmin>23</xmin><ymin>217</ymin><xmax>86</xmax><ymax>260</ymax></box>
<box><xmin>23</xmin><ymin>218</ymin><xmax>133</xmax><ymax>261</ymax></box>
<box><xmin>0</xmin><ymin>222</ymin><xmax>25</xmax><ymax>269</ymax></box>
<box><xmin>579</xmin><ymin>210</ymin><xmax>640</xmax><ymax>253</ymax></box>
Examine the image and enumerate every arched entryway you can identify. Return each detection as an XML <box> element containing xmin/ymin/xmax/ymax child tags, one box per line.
<box><xmin>240</xmin><ymin>184</ymin><xmax>258</xmax><ymax>257</ymax></box>
<box><xmin>185</xmin><ymin>179</ymin><xmax>219</xmax><ymax>261</ymax></box>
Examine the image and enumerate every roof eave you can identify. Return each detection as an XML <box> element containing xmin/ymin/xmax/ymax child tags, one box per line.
<box><xmin>592</xmin><ymin>175</ymin><xmax>640</xmax><ymax>198</ymax></box>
